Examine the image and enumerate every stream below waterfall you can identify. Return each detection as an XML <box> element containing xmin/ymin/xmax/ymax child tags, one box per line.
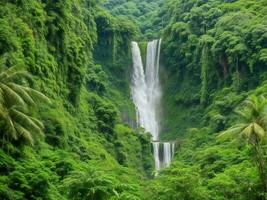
<box><xmin>131</xmin><ymin>39</ymin><xmax>175</xmax><ymax>170</ymax></box>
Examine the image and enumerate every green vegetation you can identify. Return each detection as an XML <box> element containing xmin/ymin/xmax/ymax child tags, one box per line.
<box><xmin>160</xmin><ymin>0</ymin><xmax>267</xmax><ymax>138</ymax></box>
<box><xmin>0</xmin><ymin>0</ymin><xmax>152</xmax><ymax>199</ymax></box>
<box><xmin>103</xmin><ymin>0</ymin><xmax>164</xmax><ymax>39</ymax></box>
<box><xmin>149</xmin><ymin>0</ymin><xmax>267</xmax><ymax>200</ymax></box>
<box><xmin>1</xmin><ymin>0</ymin><xmax>267</xmax><ymax>199</ymax></box>
<box><xmin>0</xmin><ymin>66</ymin><xmax>49</xmax><ymax>147</ymax></box>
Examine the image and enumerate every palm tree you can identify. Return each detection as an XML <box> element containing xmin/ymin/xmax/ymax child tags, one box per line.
<box><xmin>219</xmin><ymin>95</ymin><xmax>267</xmax><ymax>199</ymax></box>
<box><xmin>0</xmin><ymin>66</ymin><xmax>50</xmax><ymax>146</ymax></box>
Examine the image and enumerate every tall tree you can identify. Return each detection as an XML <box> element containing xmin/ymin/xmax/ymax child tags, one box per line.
<box><xmin>219</xmin><ymin>95</ymin><xmax>267</xmax><ymax>199</ymax></box>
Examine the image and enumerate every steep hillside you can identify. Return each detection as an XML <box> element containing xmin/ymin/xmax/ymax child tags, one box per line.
<box><xmin>0</xmin><ymin>1</ymin><xmax>153</xmax><ymax>199</ymax></box>
<box><xmin>160</xmin><ymin>0</ymin><xmax>267</xmax><ymax>139</ymax></box>
<box><xmin>145</xmin><ymin>0</ymin><xmax>267</xmax><ymax>200</ymax></box>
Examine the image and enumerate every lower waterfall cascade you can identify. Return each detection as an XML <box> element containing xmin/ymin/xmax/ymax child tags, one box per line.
<box><xmin>131</xmin><ymin>39</ymin><xmax>175</xmax><ymax>170</ymax></box>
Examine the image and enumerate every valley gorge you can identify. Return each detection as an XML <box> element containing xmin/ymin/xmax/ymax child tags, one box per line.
<box><xmin>1</xmin><ymin>0</ymin><xmax>267</xmax><ymax>200</ymax></box>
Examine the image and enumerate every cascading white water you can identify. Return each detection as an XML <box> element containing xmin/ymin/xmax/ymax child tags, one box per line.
<box><xmin>162</xmin><ymin>142</ymin><xmax>176</xmax><ymax>168</ymax></box>
<box><xmin>163</xmin><ymin>143</ymin><xmax>171</xmax><ymax>167</ymax></box>
<box><xmin>131</xmin><ymin>39</ymin><xmax>175</xmax><ymax>170</ymax></box>
<box><xmin>153</xmin><ymin>142</ymin><xmax>160</xmax><ymax>170</ymax></box>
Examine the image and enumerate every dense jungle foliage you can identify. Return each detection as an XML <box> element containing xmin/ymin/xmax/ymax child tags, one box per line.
<box><xmin>151</xmin><ymin>0</ymin><xmax>267</xmax><ymax>200</ymax></box>
<box><xmin>103</xmin><ymin>0</ymin><xmax>164</xmax><ymax>39</ymax></box>
<box><xmin>1</xmin><ymin>0</ymin><xmax>267</xmax><ymax>200</ymax></box>
<box><xmin>0</xmin><ymin>0</ymin><xmax>152</xmax><ymax>199</ymax></box>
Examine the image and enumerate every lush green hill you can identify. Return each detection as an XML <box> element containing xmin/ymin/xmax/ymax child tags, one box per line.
<box><xmin>0</xmin><ymin>1</ymin><xmax>153</xmax><ymax>199</ymax></box>
<box><xmin>146</xmin><ymin>0</ymin><xmax>267</xmax><ymax>200</ymax></box>
<box><xmin>1</xmin><ymin>0</ymin><xmax>267</xmax><ymax>200</ymax></box>
<box><xmin>160</xmin><ymin>0</ymin><xmax>267</xmax><ymax>139</ymax></box>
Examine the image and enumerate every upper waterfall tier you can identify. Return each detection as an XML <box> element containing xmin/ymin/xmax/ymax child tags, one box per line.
<box><xmin>131</xmin><ymin>40</ymin><xmax>161</xmax><ymax>141</ymax></box>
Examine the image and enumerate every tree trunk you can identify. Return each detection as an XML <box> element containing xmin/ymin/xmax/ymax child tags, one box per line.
<box><xmin>255</xmin><ymin>139</ymin><xmax>266</xmax><ymax>200</ymax></box>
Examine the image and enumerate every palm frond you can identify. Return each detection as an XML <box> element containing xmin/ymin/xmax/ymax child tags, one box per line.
<box><xmin>218</xmin><ymin>95</ymin><xmax>267</xmax><ymax>148</ymax></box>
<box><xmin>22</xmin><ymin>86</ymin><xmax>50</xmax><ymax>104</ymax></box>
<box><xmin>0</xmin><ymin>66</ymin><xmax>19</xmax><ymax>80</ymax></box>
<box><xmin>14</xmin><ymin>122</ymin><xmax>34</xmax><ymax>145</ymax></box>
<box><xmin>2</xmin><ymin>71</ymin><xmax>32</xmax><ymax>82</ymax></box>
<box><xmin>253</xmin><ymin>122</ymin><xmax>266</xmax><ymax>139</ymax></box>
<box><xmin>0</xmin><ymin>67</ymin><xmax>48</xmax><ymax>145</ymax></box>
<box><xmin>218</xmin><ymin>123</ymin><xmax>247</xmax><ymax>139</ymax></box>
<box><xmin>259</xmin><ymin>94</ymin><xmax>266</xmax><ymax>101</ymax></box>
<box><xmin>1</xmin><ymin>109</ymin><xmax>18</xmax><ymax>140</ymax></box>
<box><xmin>0</xmin><ymin>83</ymin><xmax>26</xmax><ymax>106</ymax></box>
<box><xmin>234</xmin><ymin>109</ymin><xmax>251</xmax><ymax>121</ymax></box>
<box><xmin>10</xmin><ymin>108</ymin><xmax>44</xmax><ymax>137</ymax></box>
<box><xmin>6</xmin><ymin>83</ymin><xmax>35</xmax><ymax>106</ymax></box>
<box><xmin>260</xmin><ymin>114</ymin><xmax>267</xmax><ymax>129</ymax></box>
<box><xmin>244</xmin><ymin>97</ymin><xmax>258</xmax><ymax>113</ymax></box>
<box><xmin>240</xmin><ymin>123</ymin><xmax>253</xmax><ymax>139</ymax></box>
<box><xmin>0</xmin><ymin>107</ymin><xmax>18</xmax><ymax>140</ymax></box>
<box><xmin>0</xmin><ymin>88</ymin><xmax>5</xmax><ymax>105</ymax></box>
<box><xmin>29</xmin><ymin>116</ymin><xmax>44</xmax><ymax>129</ymax></box>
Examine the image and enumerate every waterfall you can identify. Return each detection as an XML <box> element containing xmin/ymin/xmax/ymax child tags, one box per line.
<box><xmin>131</xmin><ymin>39</ymin><xmax>175</xmax><ymax>170</ymax></box>
<box><xmin>162</xmin><ymin>142</ymin><xmax>176</xmax><ymax>167</ymax></box>
<box><xmin>153</xmin><ymin>142</ymin><xmax>160</xmax><ymax>170</ymax></box>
